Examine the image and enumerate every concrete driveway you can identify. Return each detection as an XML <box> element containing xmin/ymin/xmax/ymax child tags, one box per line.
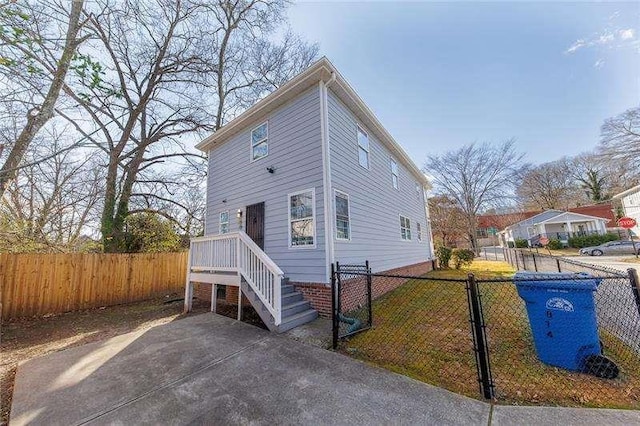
<box><xmin>10</xmin><ymin>314</ymin><xmax>640</xmax><ymax>425</ymax></box>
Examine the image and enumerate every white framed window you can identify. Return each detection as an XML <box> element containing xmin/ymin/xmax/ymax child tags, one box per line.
<box><xmin>357</xmin><ymin>126</ymin><xmax>370</xmax><ymax>169</ymax></box>
<box><xmin>400</xmin><ymin>215</ymin><xmax>412</xmax><ymax>240</ymax></box>
<box><xmin>417</xmin><ymin>222</ymin><xmax>422</xmax><ymax>241</ymax></box>
<box><xmin>219</xmin><ymin>211</ymin><xmax>229</xmax><ymax>234</ymax></box>
<box><xmin>251</xmin><ymin>121</ymin><xmax>268</xmax><ymax>161</ymax></box>
<box><xmin>288</xmin><ymin>188</ymin><xmax>316</xmax><ymax>248</ymax></box>
<box><xmin>390</xmin><ymin>158</ymin><xmax>399</xmax><ymax>189</ymax></box>
<box><xmin>335</xmin><ymin>190</ymin><xmax>351</xmax><ymax>241</ymax></box>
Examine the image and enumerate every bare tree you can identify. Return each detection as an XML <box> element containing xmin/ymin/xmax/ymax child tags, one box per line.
<box><xmin>600</xmin><ymin>107</ymin><xmax>640</xmax><ymax>170</ymax></box>
<box><xmin>53</xmin><ymin>0</ymin><xmax>317</xmax><ymax>252</ymax></box>
<box><xmin>0</xmin><ymin>0</ymin><xmax>89</xmax><ymax>195</ymax></box>
<box><xmin>424</xmin><ymin>139</ymin><xmax>523</xmax><ymax>250</ymax></box>
<box><xmin>517</xmin><ymin>160</ymin><xmax>581</xmax><ymax>210</ymax></box>
<box><xmin>0</xmin><ymin>128</ymin><xmax>103</xmax><ymax>252</ymax></box>
<box><xmin>428</xmin><ymin>195</ymin><xmax>466</xmax><ymax>247</ymax></box>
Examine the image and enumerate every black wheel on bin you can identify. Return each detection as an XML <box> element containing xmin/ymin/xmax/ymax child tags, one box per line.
<box><xmin>591</xmin><ymin>249</ymin><xmax>603</xmax><ymax>256</ymax></box>
<box><xmin>583</xmin><ymin>354</ymin><xmax>619</xmax><ymax>379</ymax></box>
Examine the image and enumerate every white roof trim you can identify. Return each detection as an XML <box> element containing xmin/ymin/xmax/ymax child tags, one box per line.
<box><xmin>195</xmin><ymin>57</ymin><xmax>429</xmax><ymax>187</ymax></box>
<box><xmin>535</xmin><ymin>211</ymin><xmax>610</xmax><ymax>224</ymax></box>
<box><xmin>612</xmin><ymin>184</ymin><xmax>640</xmax><ymax>200</ymax></box>
<box><xmin>503</xmin><ymin>210</ymin><xmax>563</xmax><ymax>230</ymax></box>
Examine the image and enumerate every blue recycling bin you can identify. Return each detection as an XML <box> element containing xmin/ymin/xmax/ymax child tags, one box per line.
<box><xmin>514</xmin><ymin>271</ymin><xmax>601</xmax><ymax>372</ymax></box>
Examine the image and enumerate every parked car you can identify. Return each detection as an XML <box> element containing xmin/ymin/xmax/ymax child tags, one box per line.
<box><xmin>579</xmin><ymin>240</ymin><xmax>640</xmax><ymax>256</ymax></box>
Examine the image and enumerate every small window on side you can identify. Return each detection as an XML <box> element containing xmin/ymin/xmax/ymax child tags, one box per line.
<box><xmin>400</xmin><ymin>215</ymin><xmax>412</xmax><ymax>240</ymax></box>
<box><xmin>251</xmin><ymin>122</ymin><xmax>268</xmax><ymax>161</ymax></box>
<box><xmin>357</xmin><ymin>126</ymin><xmax>370</xmax><ymax>169</ymax></box>
<box><xmin>219</xmin><ymin>211</ymin><xmax>229</xmax><ymax>234</ymax></box>
<box><xmin>335</xmin><ymin>191</ymin><xmax>351</xmax><ymax>240</ymax></box>
<box><xmin>390</xmin><ymin>159</ymin><xmax>399</xmax><ymax>189</ymax></box>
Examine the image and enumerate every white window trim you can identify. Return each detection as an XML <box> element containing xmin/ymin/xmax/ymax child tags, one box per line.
<box><xmin>417</xmin><ymin>222</ymin><xmax>422</xmax><ymax>241</ymax></box>
<box><xmin>287</xmin><ymin>187</ymin><xmax>317</xmax><ymax>249</ymax></box>
<box><xmin>250</xmin><ymin>121</ymin><xmax>269</xmax><ymax>162</ymax></box>
<box><xmin>400</xmin><ymin>214</ymin><xmax>412</xmax><ymax>241</ymax></box>
<box><xmin>357</xmin><ymin>125</ymin><xmax>370</xmax><ymax>170</ymax></box>
<box><xmin>219</xmin><ymin>210</ymin><xmax>229</xmax><ymax>234</ymax></box>
<box><xmin>390</xmin><ymin>157</ymin><xmax>399</xmax><ymax>190</ymax></box>
<box><xmin>334</xmin><ymin>189</ymin><xmax>351</xmax><ymax>242</ymax></box>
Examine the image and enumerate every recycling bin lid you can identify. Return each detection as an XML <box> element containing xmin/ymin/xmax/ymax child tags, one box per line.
<box><xmin>514</xmin><ymin>271</ymin><xmax>600</xmax><ymax>291</ymax></box>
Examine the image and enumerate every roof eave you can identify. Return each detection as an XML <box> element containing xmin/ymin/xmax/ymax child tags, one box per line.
<box><xmin>195</xmin><ymin>59</ymin><xmax>333</xmax><ymax>152</ymax></box>
<box><xmin>195</xmin><ymin>57</ymin><xmax>429</xmax><ymax>187</ymax></box>
<box><xmin>612</xmin><ymin>184</ymin><xmax>640</xmax><ymax>200</ymax></box>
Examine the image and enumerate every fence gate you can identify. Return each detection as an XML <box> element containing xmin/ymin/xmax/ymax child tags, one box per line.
<box><xmin>331</xmin><ymin>262</ymin><xmax>372</xmax><ymax>349</ymax></box>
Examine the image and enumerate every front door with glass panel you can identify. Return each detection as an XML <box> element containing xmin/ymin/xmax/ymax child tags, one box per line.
<box><xmin>246</xmin><ymin>202</ymin><xmax>265</xmax><ymax>250</ymax></box>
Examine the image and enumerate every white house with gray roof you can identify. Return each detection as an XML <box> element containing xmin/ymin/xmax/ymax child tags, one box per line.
<box><xmin>184</xmin><ymin>58</ymin><xmax>434</xmax><ymax>332</ymax></box>
<box><xmin>499</xmin><ymin>210</ymin><xmax>610</xmax><ymax>247</ymax></box>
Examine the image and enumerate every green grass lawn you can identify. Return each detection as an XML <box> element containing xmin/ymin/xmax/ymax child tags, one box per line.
<box><xmin>341</xmin><ymin>260</ymin><xmax>640</xmax><ymax>409</ymax></box>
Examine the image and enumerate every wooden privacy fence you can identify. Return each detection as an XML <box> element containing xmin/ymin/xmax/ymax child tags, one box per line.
<box><xmin>0</xmin><ymin>252</ymin><xmax>188</xmax><ymax>320</ymax></box>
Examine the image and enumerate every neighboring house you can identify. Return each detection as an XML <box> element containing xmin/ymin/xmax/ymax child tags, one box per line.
<box><xmin>499</xmin><ymin>210</ymin><xmax>610</xmax><ymax>247</ymax></box>
<box><xmin>475</xmin><ymin>211</ymin><xmax>540</xmax><ymax>247</ymax></box>
<box><xmin>568</xmin><ymin>203</ymin><xmax>617</xmax><ymax>231</ymax></box>
<box><xmin>613</xmin><ymin>185</ymin><xmax>640</xmax><ymax>237</ymax></box>
<box><xmin>184</xmin><ymin>58</ymin><xmax>434</xmax><ymax>333</ymax></box>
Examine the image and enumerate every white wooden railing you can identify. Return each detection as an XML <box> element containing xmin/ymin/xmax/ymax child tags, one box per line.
<box><xmin>188</xmin><ymin>232</ymin><xmax>283</xmax><ymax>325</ymax></box>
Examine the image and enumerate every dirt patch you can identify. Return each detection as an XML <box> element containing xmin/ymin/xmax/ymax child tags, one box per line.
<box><xmin>0</xmin><ymin>294</ymin><xmax>212</xmax><ymax>426</ymax></box>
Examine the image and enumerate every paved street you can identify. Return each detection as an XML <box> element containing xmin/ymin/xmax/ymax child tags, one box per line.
<box><xmin>567</xmin><ymin>255</ymin><xmax>638</xmax><ymax>274</ymax></box>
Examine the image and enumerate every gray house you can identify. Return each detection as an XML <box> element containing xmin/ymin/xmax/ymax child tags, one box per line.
<box><xmin>499</xmin><ymin>210</ymin><xmax>610</xmax><ymax>247</ymax></box>
<box><xmin>184</xmin><ymin>58</ymin><xmax>434</xmax><ymax>332</ymax></box>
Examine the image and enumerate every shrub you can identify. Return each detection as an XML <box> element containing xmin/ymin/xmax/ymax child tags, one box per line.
<box><xmin>507</xmin><ymin>241</ymin><xmax>515</xmax><ymax>248</ymax></box>
<box><xmin>514</xmin><ymin>238</ymin><xmax>528</xmax><ymax>248</ymax></box>
<box><xmin>435</xmin><ymin>246</ymin><xmax>453</xmax><ymax>269</ymax></box>
<box><xmin>452</xmin><ymin>248</ymin><xmax>475</xmax><ymax>269</ymax></box>
<box><xmin>547</xmin><ymin>238</ymin><xmax>563</xmax><ymax>250</ymax></box>
<box><xmin>568</xmin><ymin>233</ymin><xmax>619</xmax><ymax>249</ymax></box>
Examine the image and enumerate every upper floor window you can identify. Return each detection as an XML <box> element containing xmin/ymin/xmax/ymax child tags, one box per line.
<box><xmin>417</xmin><ymin>222</ymin><xmax>422</xmax><ymax>241</ymax></box>
<box><xmin>251</xmin><ymin>122</ymin><xmax>268</xmax><ymax>161</ymax></box>
<box><xmin>289</xmin><ymin>189</ymin><xmax>315</xmax><ymax>247</ymax></box>
<box><xmin>390</xmin><ymin>159</ymin><xmax>399</xmax><ymax>189</ymax></box>
<box><xmin>335</xmin><ymin>190</ymin><xmax>351</xmax><ymax>240</ymax></box>
<box><xmin>400</xmin><ymin>215</ymin><xmax>411</xmax><ymax>240</ymax></box>
<box><xmin>219</xmin><ymin>211</ymin><xmax>229</xmax><ymax>234</ymax></box>
<box><xmin>357</xmin><ymin>126</ymin><xmax>369</xmax><ymax>169</ymax></box>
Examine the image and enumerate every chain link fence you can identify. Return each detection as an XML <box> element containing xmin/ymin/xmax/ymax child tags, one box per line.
<box><xmin>332</xmin><ymin>267</ymin><xmax>481</xmax><ymax>398</ymax></box>
<box><xmin>332</xmin><ymin>256</ymin><xmax>640</xmax><ymax>408</ymax></box>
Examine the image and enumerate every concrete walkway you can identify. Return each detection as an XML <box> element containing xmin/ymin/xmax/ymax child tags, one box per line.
<box><xmin>10</xmin><ymin>314</ymin><xmax>639</xmax><ymax>426</ymax></box>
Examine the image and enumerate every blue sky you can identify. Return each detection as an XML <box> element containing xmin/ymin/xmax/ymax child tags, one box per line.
<box><xmin>287</xmin><ymin>1</ymin><xmax>640</xmax><ymax>165</ymax></box>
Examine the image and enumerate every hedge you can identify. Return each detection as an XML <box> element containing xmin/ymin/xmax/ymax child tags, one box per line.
<box><xmin>567</xmin><ymin>233</ymin><xmax>620</xmax><ymax>248</ymax></box>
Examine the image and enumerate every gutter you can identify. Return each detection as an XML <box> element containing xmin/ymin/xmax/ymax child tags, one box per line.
<box><xmin>321</xmin><ymin>72</ymin><xmax>337</xmax><ymax>283</ymax></box>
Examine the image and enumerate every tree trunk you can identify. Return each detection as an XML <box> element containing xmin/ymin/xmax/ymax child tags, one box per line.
<box><xmin>0</xmin><ymin>0</ymin><xmax>85</xmax><ymax>196</ymax></box>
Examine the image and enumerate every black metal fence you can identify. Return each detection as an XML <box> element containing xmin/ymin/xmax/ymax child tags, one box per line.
<box><xmin>332</xmin><ymin>258</ymin><xmax>640</xmax><ymax>408</ymax></box>
<box><xmin>331</xmin><ymin>262</ymin><xmax>372</xmax><ymax>346</ymax></box>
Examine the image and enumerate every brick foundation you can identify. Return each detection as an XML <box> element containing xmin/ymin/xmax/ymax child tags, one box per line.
<box><xmin>192</xmin><ymin>283</ymin><xmax>250</xmax><ymax>307</ymax></box>
<box><xmin>193</xmin><ymin>282</ymin><xmax>212</xmax><ymax>302</ymax></box>
<box><xmin>225</xmin><ymin>286</ymin><xmax>252</xmax><ymax>307</ymax></box>
<box><xmin>292</xmin><ymin>283</ymin><xmax>332</xmax><ymax>317</ymax></box>
<box><xmin>292</xmin><ymin>260</ymin><xmax>434</xmax><ymax>318</ymax></box>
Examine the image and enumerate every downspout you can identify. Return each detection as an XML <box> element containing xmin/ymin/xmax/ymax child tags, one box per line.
<box><xmin>320</xmin><ymin>72</ymin><xmax>337</xmax><ymax>284</ymax></box>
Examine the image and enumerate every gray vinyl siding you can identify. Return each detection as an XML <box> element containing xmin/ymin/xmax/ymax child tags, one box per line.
<box><xmin>510</xmin><ymin>211</ymin><xmax>563</xmax><ymax>239</ymax></box>
<box><xmin>327</xmin><ymin>89</ymin><xmax>432</xmax><ymax>272</ymax></box>
<box><xmin>205</xmin><ymin>85</ymin><xmax>326</xmax><ymax>283</ymax></box>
